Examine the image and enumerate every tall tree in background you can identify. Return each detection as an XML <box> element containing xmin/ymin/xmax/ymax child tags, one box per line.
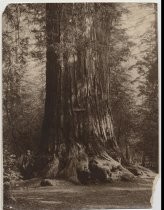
<box><xmin>131</xmin><ymin>4</ymin><xmax>158</xmax><ymax>172</ymax></box>
<box><xmin>3</xmin><ymin>4</ymin><xmax>46</xmax><ymax>154</ymax></box>
<box><xmin>3</xmin><ymin>4</ymin><xmax>29</xmax><ymax>154</ymax></box>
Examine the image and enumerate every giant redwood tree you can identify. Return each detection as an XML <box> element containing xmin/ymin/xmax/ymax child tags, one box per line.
<box><xmin>39</xmin><ymin>3</ymin><xmax>136</xmax><ymax>183</ymax></box>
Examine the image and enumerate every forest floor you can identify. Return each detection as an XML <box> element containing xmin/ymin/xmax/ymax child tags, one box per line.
<box><xmin>6</xmin><ymin>178</ymin><xmax>154</xmax><ymax>210</ymax></box>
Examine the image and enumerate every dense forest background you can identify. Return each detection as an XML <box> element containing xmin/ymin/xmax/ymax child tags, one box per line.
<box><xmin>3</xmin><ymin>3</ymin><xmax>158</xmax><ymax>184</ymax></box>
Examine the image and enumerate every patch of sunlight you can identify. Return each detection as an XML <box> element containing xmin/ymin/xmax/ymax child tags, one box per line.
<box><xmin>27</xmin><ymin>197</ymin><xmax>43</xmax><ymax>200</ymax></box>
<box><xmin>40</xmin><ymin>200</ymin><xmax>62</xmax><ymax>204</ymax></box>
<box><xmin>82</xmin><ymin>205</ymin><xmax>123</xmax><ymax>209</ymax></box>
<box><xmin>109</xmin><ymin>187</ymin><xmax>151</xmax><ymax>191</ymax></box>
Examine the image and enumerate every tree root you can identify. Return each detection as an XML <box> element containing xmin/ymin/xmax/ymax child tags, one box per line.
<box><xmin>39</xmin><ymin>143</ymin><xmax>156</xmax><ymax>184</ymax></box>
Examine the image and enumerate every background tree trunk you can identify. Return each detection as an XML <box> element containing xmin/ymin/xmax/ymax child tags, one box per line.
<box><xmin>41</xmin><ymin>3</ymin><xmax>62</xmax><ymax>155</ymax></box>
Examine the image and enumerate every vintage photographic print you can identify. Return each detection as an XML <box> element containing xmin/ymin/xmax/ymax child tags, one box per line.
<box><xmin>2</xmin><ymin>2</ymin><xmax>159</xmax><ymax>210</ymax></box>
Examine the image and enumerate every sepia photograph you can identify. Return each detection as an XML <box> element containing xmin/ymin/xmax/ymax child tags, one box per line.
<box><xmin>2</xmin><ymin>2</ymin><xmax>160</xmax><ymax>210</ymax></box>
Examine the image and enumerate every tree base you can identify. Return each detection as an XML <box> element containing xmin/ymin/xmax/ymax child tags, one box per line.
<box><xmin>40</xmin><ymin>143</ymin><xmax>156</xmax><ymax>184</ymax></box>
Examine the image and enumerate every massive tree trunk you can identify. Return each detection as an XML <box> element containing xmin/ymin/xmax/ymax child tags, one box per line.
<box><xmin>39</xmin><ymin>3</ymin><xmax>141</xmax><ymax>183</ymax></box>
